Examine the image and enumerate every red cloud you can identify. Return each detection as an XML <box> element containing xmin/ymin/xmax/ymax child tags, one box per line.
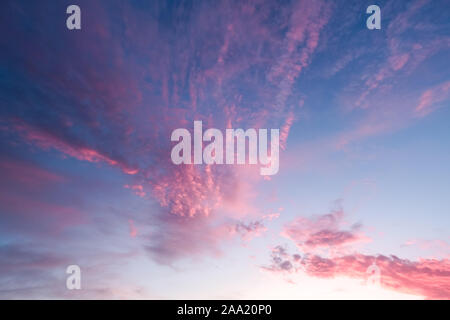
<box><xmin>265</xmin><ymin>205</ymin><xmax>450</xmax><ymax>299</ymax></box>
<box><xmin>306</xmin><ymin>254</ymin><xmax>450</xmax><ymax>299</ymax></box>
<box><xmin>264</xmin><ymin>245</ymin><xmax>450</xmax><ymax>299</ymax></box>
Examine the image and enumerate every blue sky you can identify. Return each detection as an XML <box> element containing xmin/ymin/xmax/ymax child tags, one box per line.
<box><xmin>0</xmin><ymin>0</ymin><xmax>449</xmax><ymax>299</ymax></box>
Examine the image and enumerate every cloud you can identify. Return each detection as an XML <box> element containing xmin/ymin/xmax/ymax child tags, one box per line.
<box><xmin>1</xmin><ymin>0</ymin><xmax>317</xmax><ymax>234</ymax></box>
<box><xmin>234</xmin><ymin>220</ymin><xmax>268</xmax><ymax>242</ymax></box>
<box><xmin>264</xmin><ymin>204</ymin><xmax>450</xmax><ymax>299</ymax></box>
<box><xmin>414</xmin><ymin>81</ymin><xmax>450</xmax><ymax>117</ymax></box>
<box><xmin>124</xmin><ymin>184</ymin><xmax>146</xmax><ymax>198</ymax></box>
<box><xmin>128</xmin><ymin>220</ymin><xmax>138</xmax><ymax>238</ymax></box>
<box><xmin>402</xmin><ymin>239</ymin><xmax>450</xmax><ymax>259</ymax></box>
<box><xmin>143</xmin><ymin>211</ymin><xmax>231</xmax><ymax>265</ymax></box>
<box><xmin>351</xmin><ymin>0</ymin><xmax>442</xmax><ymax>110</ymax></box>
<box><xmin>0</xmin><ymin>155</ymin><xmax>86</xmax><ymax>235</ymax></box>
<box><xmin>264</xmin><ymin>243</ymin><xmax>450</xmax><ymax>299</ymax></box>
<box><xmin>308</xmin><ymin>254</ymin><xmax>450</xmax><ymax>299</ymax></box>
<box><xmin>1</xmin><ymin>0</ymin><xmax>448</xmax><ymax>299</ymax></box>
<box><xmin>11</xmin><ymin>120</ymin><xmax>138</xmax><ymax>175</ymax></box>
<box><xmin>281</xmin><ymin>203</ymin><xmax>370</xmax><ymax>254</ymax></box>
<box><xmin>0</xmin><ymin>241</ymin><xmax>150</xmax><ymax>299</ymax></box>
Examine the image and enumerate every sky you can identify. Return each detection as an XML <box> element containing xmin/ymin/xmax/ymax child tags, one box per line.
<box><xmin>0</xmin><ymin>0</ymin><xmax>449</xmax><ymax>299</ymax></box>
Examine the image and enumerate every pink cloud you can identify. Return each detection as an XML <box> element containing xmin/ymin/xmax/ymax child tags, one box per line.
<box><xmin>150</xmin><ymin>165</ymin><xmax>226</xmax><ymax>218</ymax></box>
<box><xmin>0</xmin><ymin>158</ymin><xmax>64</xmax><ymax>189</ymax></box>
<box><xmin>124</xmin><ymin>184</ymin><xmax>146</xmax><ymax>198</ymax></box>
<box><xmin>264</xmin><ymin>246</ymin><xmax>450</xmax><ymax>299</ymax></box>
<box><xmin>305</xmin><ymin>254</ymin><xmax>450</xmax><ymax>299</ymax></box>
<box><xmin>414</xmin><ymin>81</ymin><xmax>450</xmax><ymax>117</ymax></box>
<box><xmin>347</xmin><ymin>0</ymin><xmax>449</xmax><ymax>111</ymax></box>
<box><xmin>334</xmin><ymin>120</ymin><xmax>391</xmax><ymax>150</ymax></box>
<box><xmin>268</xmin><ymin>0</ymin><xmax>330</xmax><ymax>116</ymax></box>
<box><xmin>389</xmin><ymin>53</ymin><xmax>410</xmax><ymax>71</ymax></box>
<box><xmin>129</xmin><ymin>220</ymin><xmax>138</xmax><ymax>238</ymax></box>
<box><xmin>402</xmin><ymin>239</ymin><xmax>450</xmax><ymax>258</ymax></box>
<box><xmin>280</xmin><ymin>112</ymin><xmax>295</xmax><ymax>150</ymax></box>
<box><xmin>11</xmin><ymin>120</ymin><xmax>138</xmax><ymax>175</ymax></box>
<box><xmin>265</xmin><ymin>200</ymin><xmax>450</xmax><ymax>299</ymax></box>
<box><xmin>0</xmin><ymin>191</ymin><xmax>85</xmax><ymax>234</ymax></box>
<box><xmin>282</xmin><ymin>204</ymin><xmax>370</xmax><ymax>254</ymax></box>
<box><xmin>0</xmin><ymin>157</ymin><xmax>85</xmax><ymax>234</ymax></box>
<box><xmin>262</xmin><ymin>212</ymin><xmax>281</xmax><ymax>221</ymax></box>
<box><xmin>3</xmin><ymin>0</ymin><xmax>335</xmax><ymax>265</ymax></box>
